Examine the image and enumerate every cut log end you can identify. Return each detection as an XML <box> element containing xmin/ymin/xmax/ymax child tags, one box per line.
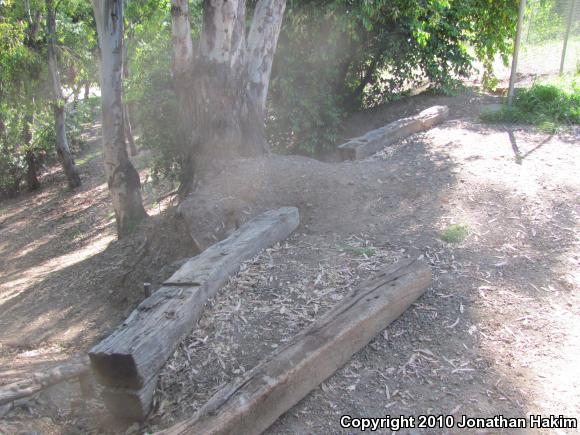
<box><xmin>89</xmin><ymin>207</ymin><xmax>300</xmax><ymax>421</ymax></box>
<box><xmin>101</xmin><ymin>375</ymin><xmax>157</xmax><ymax>422</ymax></box>
<box><xmin>89</xmin><ymin>352</ymin><xmax>140</xmax><ymax>389</ymax></box>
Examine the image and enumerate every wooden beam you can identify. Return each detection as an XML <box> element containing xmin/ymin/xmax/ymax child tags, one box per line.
<box><xmin>338</xmin><ymin>105</ymin><xmax>449</xmax><ymax>160</ymax></box>
<box><xmin>101</xmin><ymin>374</ymin><xmax>158</xmax><ymax>421</ymax></box>
<box><xmin>89</xmin><ymin>208</ymin><xmax>300</xmax><ymax>412</ymax></box>
<box><xmin>0</xmin><ymin>357</ymin><xmax>89</xmax><ymax>406</ymax></box>
<box><xmin>158</xmin><ymin>257</ymin><xmax>431</xmax><ymax>435</ymax></box>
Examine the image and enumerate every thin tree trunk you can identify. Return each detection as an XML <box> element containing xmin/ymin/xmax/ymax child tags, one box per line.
<box><xmin>46</xmin><ymin>0</ymin><xmax>81</xmax><ymax>189</ymax></box>
<box><xmin>123</xmin><ymin>104</ymin><xmax>137</xmax><ymax>156</ymax></box>
<box><xmin>170</xmin><ymin>0</ymin><xmax>194</xmax><ymax>77</ymax></box>
<box><xmin>92</xmin><ymin>0</ymin><xmax>147</xmax><ymax>238</ymax></box>
<box><xmin>23</xmin><ymin>113</ymin><xmax>40</xmax><ymax>191</ymax></box>
<box><xmin>246</xmin><ymin>0</ymin><xmax>287</xmax><ymax>114</ymax></box>
<box><xmin>25</xmin><ymin>150</ymin><xmax>40</xmax><ymax>191</ymax></box>
<box><xmin>122</xmin><ymin>28</ymin><xmax>137</xmax><ymax>156</ymax></box>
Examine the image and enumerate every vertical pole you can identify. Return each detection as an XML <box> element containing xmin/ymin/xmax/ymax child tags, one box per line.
<box><xmin>526</xmin><ymin>0</ymin><xmax>535</xmax><ymax>43</ymax></box>
<box><xmin>559</xmin><ymin>0</ymin><xmax>577</xmax><ymax>75</ymax></box>
<box><xmin>508</xmin><ymin>0</ymin><xmax>527</xmax><ymax>107</ymax></box>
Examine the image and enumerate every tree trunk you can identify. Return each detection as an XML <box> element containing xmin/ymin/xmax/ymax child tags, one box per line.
<box><xmin>190</xmin><ymin>0</ymin><xmax>249</xmax><ymax>176</ymax></box>
<box><xmin>92</xmin><ymin>0</ymin><xmax>147</xmax><ymax>238</ymax></box>
<box><xmin>46</xmin><ymin>0</ymin><xmax>81</xmax><ymax>189</ymax></box>
<box><xmin>25</xmin><ymin>150</ymin><xmax>40</xmax><ymax>191</ymax></box>
<box><xmin>23</xmin><ymin>113</ymin><xmax>40</xmax><ymax>191</ymax></box>
<box><xmin>170</xmin><ymin>0</ymin><xmax>196</xmax><ymax>190</ymax></box>
<box><xmin>122</xmin><ymin>28</ymin><xmax>137</xmax><ymax>156</ymax></box>
<box><xmin>246</xmin><ymin>0</ymin><xmax>286</xmax><ymax>115</ymax></box>
<box><xmin>123</xmin><ymin>104</ymin><xmax>137</xmax><ymax>156</ymax></box>
<box><xmin>171</xmin><ymin>0</ymin><xmax>286</xmax><ymax>186</ymax></box>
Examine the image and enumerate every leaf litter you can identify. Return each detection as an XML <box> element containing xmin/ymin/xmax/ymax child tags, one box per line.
<box><xmin>144</xmin><ymin>233</ymin><xmax>401</xmax><ymax>431</ymax></box>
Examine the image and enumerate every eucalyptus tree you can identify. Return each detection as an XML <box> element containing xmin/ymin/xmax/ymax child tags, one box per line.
<box><xmin>92</xmin><ymin>0</ymin><xmax>147</xmax><ymax>238</ymax></box>
<box><xmin>46</xmin><ymin>0</ymin><xmax>81</xmax><ymax>188</ymax></box>
<box><xmin>170</xmin><ymin>0</ymin><xmax>287</xmax><ymax>184</ymax></box>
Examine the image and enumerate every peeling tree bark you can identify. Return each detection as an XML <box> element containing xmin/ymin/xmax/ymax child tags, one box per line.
<box><xmin>246</xmin><ymin>0</ymin><xmax>286</xmax><ymax>114</ymax></box>
<box><xmin>190</xmin><ymin>0</ymin><xmax>250</xmax><ymax>176</ymax></box>
<box><xmin>46</xmin><ymin>0</ymin><xmax>81</xmax><ymax>189</ymax></box>
<box><xmin>171</xmin><ymin>0</ymin><xmax>287</xmax><ymax>185</ymax></box>
<box><xmin>92</xmin><ymin>0</ymin><xmax>147</xmax><ymax>238</ymax></box>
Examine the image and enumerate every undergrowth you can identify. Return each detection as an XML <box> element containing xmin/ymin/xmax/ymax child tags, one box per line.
<box><xmin>481</xmin><ymin>75</ymin><xmax>580</xmax><ymax>133</ymax></box>
<box><xmin>440</xmin><ymin>224</ymin><xmax>469</xmax><ymax>244</ymax></box>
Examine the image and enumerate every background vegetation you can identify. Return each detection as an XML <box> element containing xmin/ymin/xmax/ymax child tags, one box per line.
<box><xmin>0</xmin><ymin>0</ymin><xmax>96</xmax><ymax>197</ymax></box>
<box><xmin>481</xmin><ymin>75</ymin><xmax>580</xmax><ymax>132</ymax></box>
<box><xmin>1</xmin><ymin>0</ymin><xmax>526</xmax><ymax>195</ymax></box>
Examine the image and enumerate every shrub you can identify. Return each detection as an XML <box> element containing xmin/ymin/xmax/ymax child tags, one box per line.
<box><xmin>268</xmin><ymin>0</ymin><xmax>518</xmax><ymax>156</ymax></box>
<box><xmin>481</xmin><ymin>75</ymin><xmax>580</xmax><ymax>132</ymax></box>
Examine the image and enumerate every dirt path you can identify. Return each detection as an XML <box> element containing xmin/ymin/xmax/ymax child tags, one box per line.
<box><xmin>0</xmin><ymin>121</ymin><xmax>179</xmax><ymax>386</ymax></box>
<box><xmin>1</xmin><ymin>92</ymin><xmax>579</xmax><ymax>434</ymax></box>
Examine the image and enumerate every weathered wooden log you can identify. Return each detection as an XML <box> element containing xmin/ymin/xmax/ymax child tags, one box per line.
<box><xmin>90</xmin><ymin>207</ymin><xmax>300</xmax><ymax>394</ymax></box>
<box><xmin>101</xmin><ymin>375</ymin><xmax>158</xmax><ymax>421</ymax></box>
<box><xmin>338</xmin><ymin>105</ymin><xmax>449</xmax><ymax>160</ymax></box>
<box><xmin>158</xmin><ymin>257</ymin><xmax>431</xmax><ymax>435</ymax></box>
<box><xmin>0</xmin><ymin>356</ymin><xmax>89</xmax><ymax>406</ymax></box>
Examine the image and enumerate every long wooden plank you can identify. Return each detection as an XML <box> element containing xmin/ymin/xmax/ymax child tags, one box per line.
<box><xmin>158</xmin><ymin>257</ymin><xmax>431</xmax><ymax>435</ymax></box>
<box><xmin>0</xmin><ymin>357</ymin><xmax>89</xmax><ymax>406</ymax></box>
<box><xmin>338</xmin><ymin>105</ymin><xmax>449</xmax><ymax>160</ymax></box>
<box><xmin>89</xmin><ymin>207</ymin><xmax>300</xmax><ymax>392</ymax></box>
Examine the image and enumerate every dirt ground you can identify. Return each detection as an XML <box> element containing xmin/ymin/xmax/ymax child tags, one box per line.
<box><xmin>0</xmin><ymin>88</ymin><xmax>579</xmax><ymax>434</ymax></box>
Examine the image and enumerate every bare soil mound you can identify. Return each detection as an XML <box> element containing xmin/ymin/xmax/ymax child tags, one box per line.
<box><xmin>178</xmin><ymin>153</ymin><xmax>448</xmax><ymax>252</ymax></box>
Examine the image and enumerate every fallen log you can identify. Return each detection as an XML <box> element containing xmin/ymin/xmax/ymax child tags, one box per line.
<box><xmin>0</xmin><ymin>356</ymin><xmax>89</xmax><ymax>406</ymax></box>
<box><xmin>338</xmin><ymin>105</ymin><xmax>449</xmax><ymax>160</ymax></box>
<box><xmin>89</xmin><ymin>207</ymin><xmax>300</xmax><ymax>418</ymax></box>
<box><xmin>158</xmin><ymin>257</ymin><xmax>431</xmax><ymax>435</ymax></box>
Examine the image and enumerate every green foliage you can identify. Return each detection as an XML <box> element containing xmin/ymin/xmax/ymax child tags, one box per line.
<box><xmin>268</xmin><ymin>6</ymin><xmax>347</xmax><ymax>153</ymax></box>
<box><xmin>524</xmin><ymin>0</ymin><xmax>566</xmax><ymax>45</ymax></box>
<box><xmin>0</xmin><ymin>106</ymin><xmax>25</xmax><ymax>196</ymax></box>
<box><xmin>0</xmin><ymin>100</ymin><xmax>92</xmax><ymax>197</ymax></box>
<box><xmin>119</xmin><ymin>0</ymin><xmax>520</xmax><ymax>170</ymax></box>
<box><xmin>481</xmin><ymin>76</ymin><xmax>580</xmax><ymax>132</ymax></box>
<box><xmin>440</xmin><ymin>224</ymin><xmax>469</xmax><ymax>243</ymax></box>
<box><xmin>269</xmin><ymin>0</ymin><xmax>518</xmax><ymax>155</ymax></box>
<box><xmin>125</xmin><ymin>0</ymin><xmax>202</xmax><ymax>180</ymax></box>
<box><xmin>126</xmin><ymin>21</ymin><xmax>178</xmax><ymax>179</ymax></box>
<box><xmin>0</xmin><ymin>0</ymin><xmax>97</xmax><ymax>197</ymax></box>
